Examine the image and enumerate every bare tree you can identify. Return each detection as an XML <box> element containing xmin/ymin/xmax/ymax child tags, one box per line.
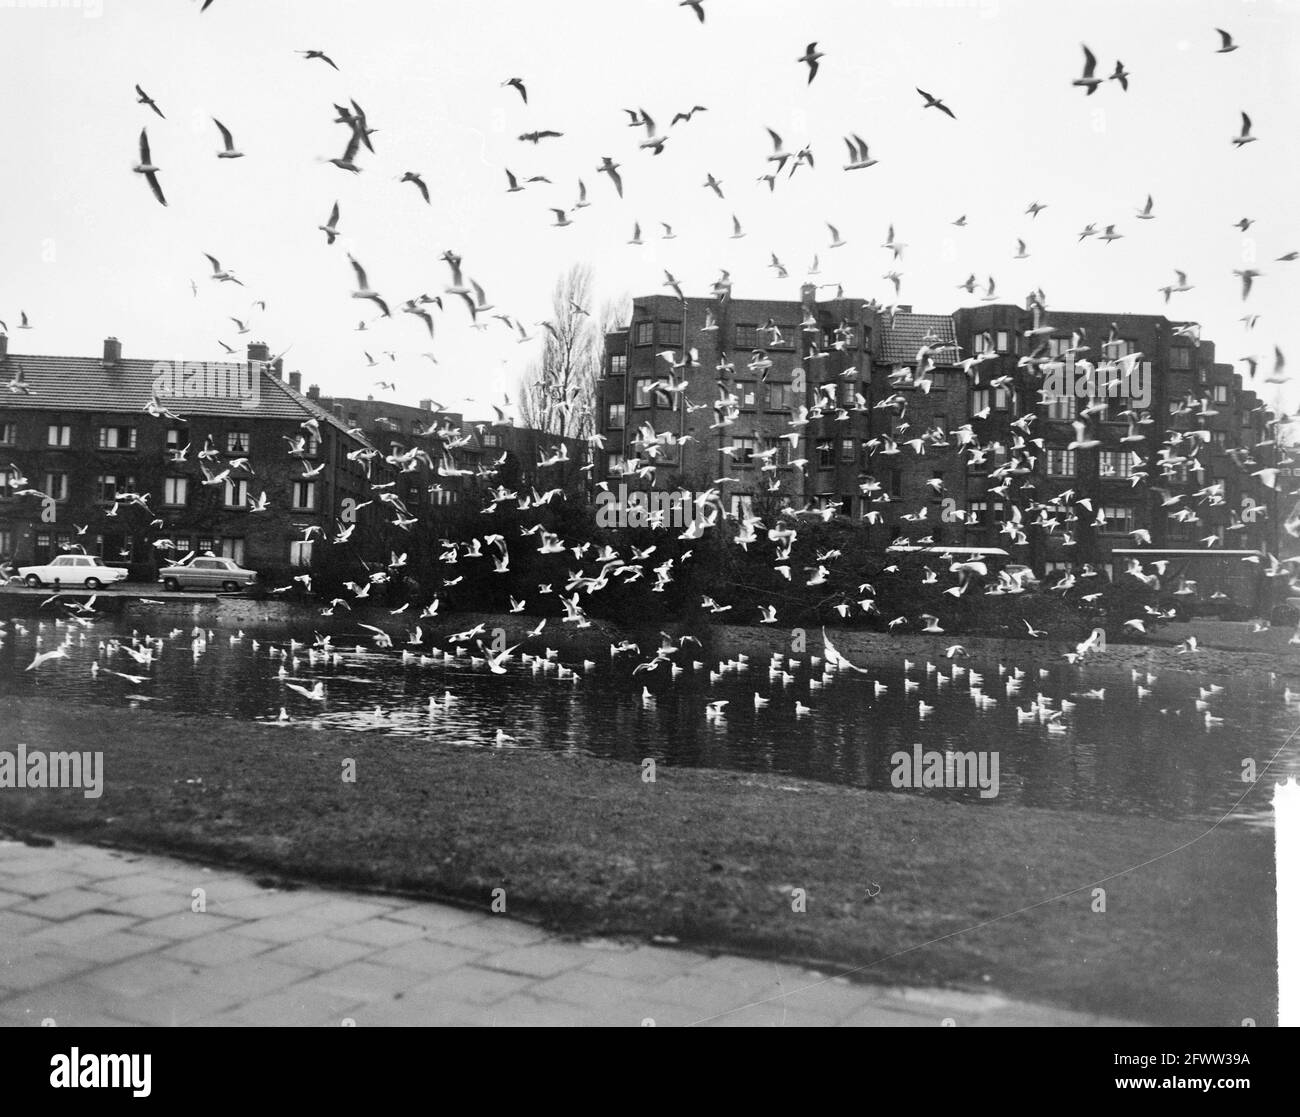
<box><xmin>519</xmin><ymin>265</ymin><xmax>627</xmax><ymax>440</ymax></box>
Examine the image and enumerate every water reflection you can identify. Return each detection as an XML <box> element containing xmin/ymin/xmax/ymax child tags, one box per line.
<box><xmin>1</xmin><ymin>612</ymin><xmax>1296</xmax><ymax>828</ymax></box>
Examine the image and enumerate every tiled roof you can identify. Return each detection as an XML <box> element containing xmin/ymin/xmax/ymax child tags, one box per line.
<box><xmin>0</xmin><ymin>351</ymin><xmax>371</xmax><ymax>448</ymax></box>
<box><xmin>878</xmin><ymin>312</ymin><xmax>960</xmax><ymax>365</ymax></box>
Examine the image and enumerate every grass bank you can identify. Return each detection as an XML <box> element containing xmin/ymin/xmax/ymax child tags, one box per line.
<box><xmin>0</xmin><ymin>698</ymin><xmax>1275</xmax><ymax>1025</ymax></box>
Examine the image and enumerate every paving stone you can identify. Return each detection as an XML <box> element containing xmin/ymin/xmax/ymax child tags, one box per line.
<box><xmin>424</xmin><ymin>916</ymin><xmax>551</xmax><ymax>953</ymax></box>
<box><xmin>128</xmin><ymin>911</ymin><xmax>241</xmax><ymax>941</ymax></box>
<box><xmin>82</xmin><ymin>956</ymin><xmax>199</xmax><ymax>999</ymax></box>
<box><xmin>226</xmin><ymin>913</ymin><xmax>353</xmax><ymax>944</ymax></box>
<box><xmin>25</xmin><ymin>912</ymin><xmax>141</xmax><ymax>946</ymax></box>
<box><xmin>476</xmin><ymin>943</ymin><xmax>591</xmax><ymax>979</ymax></box>
<box><xmin>218</xmin><ymin>987</ymin><xmax>365</xmax><ymax>1027</ymax></box>
<box><xmin>0</xmin><ymin>890</ymin><xmax>29</xmax><ymax>910</ymax></box>
<box><xmin>108</xmin><ymin>984</ymin><xmax>249</xmax><ymax>1027</ymax></box>
<box><xmin>1</xmin><ymin>870</ymin><xmax>95</xmax><ymax>898</ymax></box>
<box><xmin>296</xmin><ymin>897</ymin><xmax>403</xmax><ymax>926</ymax></box>
<box><xmin>183</xmin><ymin>959</ymin><xmax>315</xmax><ymax>1001</ymax></box>
<box><xmin>401</xmin><ymin>965</ymin><xmax>537</xmax><ymax>1006</ymax></box>
<box><xmin>93</xmin><ymin>873</ymin><xmax>191</xmax><ymax>898</ymax></box>
<box><xmin>347</xmin><ymin>997</ymin><xmax>487</xmax><ymax>1027</ymax></box>
<box><xmin>582</xmin><ymin>945</ymin><xmax>706</xmax><ymax>983</ymax></box>
<box><xmin>482</xmin><ymin>994</ymin><xmax>609</xmax><ymax>1027</ymax></box>
<box><xmin>211</xmin><ymin>890</ymin><xmax>334</xmax><ymax>921</ymax></box>
<box><xmin>839</xmin><ymin>1002</ymin><xmax>944</xmax><ymax>1027</ymax></box>
<box><xmin>529</xmin><ymin>968</ymin><xmax>660</xmax><ymax>1010</ymax></box>
<box><xmin>17</xmin><ymin>889</ymin><xmax>120</xmax><ymax>925</ymax></box>
<box><xmin>100</xmin><ymin>892</ymin><xmax>189</xmax><ymax>920</ymax></box>
<box><xmin>363</xmin><ymin>939</ymin><xmax>483</xmax><ymax>976</ymax></box>
<box><xmin>0</xmin><ymin>954</ymin><xmax>98</xmax><ymax>994</ymax></box>
<box><xmin>698</xmin><ymin>1003</ymin><xmax>838</xmax><ymax>1027</ymax></box>
<box><xmin>160</xmin><ymin>933</ymin><xmax>272</xmax><ymax>968</ymax></box>
<box><xmin>257</xmin><ymin>936</ymin><xmax>378</xmax><ymax>972</ymax></box>
<box><xmin>647</xmin><ymin>972</ymin><xmax>768</xmax><ymax>1013</ymax></box>
<box><xmin>294</xmin><ymin>960</ymin><xmax>424</xmax><ymax>1002</ymax></box>
<box><xmin>328</xmin><ymin>917</ymin><xmax>429</xmax><ymax>947</ymax></box>
<box><xmin>383</xmin><ymin>903</ymin><xmax>488</xmax><ymax>932</ymax></box>
<box><xmin>58</xmin><ymin>931</ymin><xmax>172</xmax><ymax>966</ymax></box>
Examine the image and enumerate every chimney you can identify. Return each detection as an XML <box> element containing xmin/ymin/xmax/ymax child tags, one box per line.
<box><xmin>419</xmin><ymin>398</ymin><xmax>433</xmax><ymax>411</ymax></box>
<box><xmin>800</xmin><ymin>282</ymin><xmax>817</xmax><ymax>310</ymax></box>
<box><xmin>288</xmin><ymin>371</ymin><xmax>302</xmax><ymax>391</ymax></box>
<box><xmin>102</xmin><ymin>337</ymin><xmax>121</xmax><ymax>365</ymax></box>
<box><xmin>246</xmin><ymin>340</ymin><xmax>270</xmax><ymax>363</ymax></box>
<box><xmin>895</xmin><ymin>305</ymin><xmax>913</xmax><ymax>314</ymax></box>
<box><xmin>307</xmin><ymin>384</ymin><xmax>320</xmax><ymax>400</ymax></box>
<box><xmin>0</xmin><ymin>334</ymin><xmax>6</xmax><ymax>360</ymax></box>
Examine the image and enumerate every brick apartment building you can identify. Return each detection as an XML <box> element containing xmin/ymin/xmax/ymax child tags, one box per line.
<box><xmin>596</xmin><ymin>286</ymin><xmax>1280</xmax><ymax>579</ymax></box>
<box><xmin>0</xmin><ymin>336</ymin><xmax>386</xmax><ymax>581</ymax></box>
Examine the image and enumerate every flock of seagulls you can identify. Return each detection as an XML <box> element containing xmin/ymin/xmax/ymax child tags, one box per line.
<box><xmin>4</xmin><ymin>7</ymin><xmax>1299</xmax><ymax>770</ymax></box>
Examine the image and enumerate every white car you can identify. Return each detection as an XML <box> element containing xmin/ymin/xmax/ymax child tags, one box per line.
<box><xmin>19</xmin><ymin>554</ymin><xmax>129</xmax><ymax>590</ymax></box>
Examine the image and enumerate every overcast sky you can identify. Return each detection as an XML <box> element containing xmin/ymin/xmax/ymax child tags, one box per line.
<box><xmin>1</xmin><ymin>0</ymin><xmax>1297</xmax><ymax>418</ymax></box>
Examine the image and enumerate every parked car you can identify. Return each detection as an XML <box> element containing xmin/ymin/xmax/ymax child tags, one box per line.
<box><xmin>19</xmin><ymin>554</ymin><xmax>129</xmax><ymax>590</ymax></box>
<box><xmin>158</xmin><ymin>556</ymin><xmax>258</xmax><ymax>593</ymax></box>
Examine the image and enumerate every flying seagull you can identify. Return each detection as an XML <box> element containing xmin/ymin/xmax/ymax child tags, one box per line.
<box><xmin>1215</xmin><ymin>28</ymin><xmax>1238</xmax><ymax>53</ymax></box>
<box><xmin>133</xmin><ymin>129</ymin><xmax>166</xmax><ymax>206</ymax></box>
<box><xmin>501</xmin><ymin>77</ymin><xmax>527</xmax><ymax>102</ymax></box>
<box><xmin>298</xmin><ymin>49</ymin><xmax>340</xmax><ymax>70</ymax></box>
<box><xmin>797</xmin><ymin>42</ymin><xmax>824</xmax><ymax>83</ymax></box>
<box><xmin>134</xmin><ymin>84</ymin><xmax>165</xmax><ymax>119</ymax></box>
<box><xmin>916</xmin><ymin>88</ymin><xmax>955</xmax><ymax>118</ymax></box>
<box><xmin>1073</xmin><ymin>45</ymin><xmax>1103</xmax><ymax>94</ymax></box>
<box><xmin>213</xmin><ymin>118</ymin><xmax>244</xmax><ymax>159</ymax></box>
<box><xmin>400</xmin><ymin>171</ymin><xmax>430</xmax><ymax>203</ymax></box>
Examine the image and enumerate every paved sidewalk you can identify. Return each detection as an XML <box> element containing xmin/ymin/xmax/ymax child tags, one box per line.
<box><xmin>0</xmin><ymin>839</ymin><xmax>1139</xmax><ymax>1027</ymax></box>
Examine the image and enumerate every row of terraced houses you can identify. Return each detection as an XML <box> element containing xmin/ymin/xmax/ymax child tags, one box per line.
<box><xmin>0</xmin><ymin>336</ymin><xmax>586</xmax><ymax>582</ymax></box>
<box><xmin>595</xmin><ymin>284</ymin><xmax>1293</xmax><ymax>586</ymax></box>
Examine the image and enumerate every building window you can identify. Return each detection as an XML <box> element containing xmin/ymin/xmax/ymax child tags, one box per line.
<box><xmin>633</xmin><ymin>379</ymin><xmax>655</xmax><ymax>407</ymax></box>
<box><xmin>734</xmin><ymin>324</ymin><xmax>760</xmax><ymax>349</ymax></box>
<box><xmin>968</xmin><ymin>500</ymin><xmax>1003</xmax><ymax>526</ymax></box>
<box><xmin>98</xmin><ymin>425</ymin><xmax>137</xmax><ymax>450</ymax></box>
<box><xmin>765</xmin><ymin>384</ymin><xmax>792</xmax><ymax>411</ymax></box>
<box><xmin>1047</xmin><ymin>338</ymin><xmax>1070</xmax><ymax>358</ymax></box>
<box><xmin>292</xmin><ymin>481</ymin><xmax>316</xmax><ymax>511</ymax></box>
<box><xmin>609</xmin><ymin>353</ymin><xmax>627</xmax><ymax>375</ymax></box>
<box><xmin>1109</xmin><ymin>340</ymin><xmax>1132</xmax><ymax>358</ymax></box>
<box><xmin>226</xmin><ymin>431</ymin><xmax>250</xmax><ymax>454</ymax></box>
<box><xmin>1212</xmin><ymin>384</ymin><xmax>1229</xmax><ymax>404</ymax></box>
<box><xmin>1169</xmin><ymin>347</ymin><xmax>1191</xmax><ymax>370</ymax></box>
<box><xmin>972</xmin><ymin>332</ymin><xmax>992</xmax><ymax>355</ymax></box>
<box><xmin>737</xmin><ymin>382</ymin><xmax>757</xmax><ymax>409</ymax></box>
<box><xmin>47</xmin><ymin>424</ymin><xmax>71</xmax><ymax>447</ymax></box>
<box><xmin>633</xmin><ymin>322</ymin><xmax>654</xmax><ymax>346</ymax></box>
<box><xmin>96</xmin><ymin>475</ymin><xmax>136</xmax><ymax>502</ymax></box>
<box><xmin>481</xmin><ymin>434</ymin><xmax>500</xmax><ymax>448</ymax></box>
<box><xmin>1044</xmin><ymin>392</ymin><xmax>1076</xmax><ymax>421</ymax></box>
<box><xmin>163</xmin><ymin>477</ymin><xmax>189</xmax><ymax>506</ymax></box>
<box><xmin>731</xmin><ymin>437</ymin><xmax>756</xmax><ymax>466</ymax></box>
<box><xmin>1046</xmin><ymin>449</ymin><xmax>1076</xmax><ymax>477</ymax></box>
<box><xmin>656</xmin><ymin>321</ymin><xmax>682</xmax><ymax>347</ymax></box>
<box><xmin>166</xmin><ymin>427</ymin><xmax>186</xmax><ymax>450</ymax></box>
<box><xmin>1099</xmin><ymin>451</ymin><xmax>1132</xmax><ymax>479</ymax></box>
<box><xmin>996</xmin><ymin>331</ymin><xmax>1010</xmax><ymax>353</ymax></box>
<box><xmin>607</xmin><ymin>403</ymin><xmax>626</xmax><ymax>429</ymax></box>
<box><xmin>816</xmin><ymin>440</ymin><xmax>834</xmax><ymax>469</ymax></box>
<box><xmin>840</xmin><ymin>438</ymin><xmax>855</xmax><ymax>463</ymax></box>
<box><xmin>290</xmin><ymin>540</ymin><xmax>314</xmax><ymax>568</ymax></box>
<box><xmin>42</xmin><ymin>472</ymin><xmax>69</xmax><ymax>500</ymax></box>
<box><xmin>220</xmin><ymin>537</ymin><xmax>245</xmax><ymax>565</ymax></box>
<box><xmin>761</xmin><ymin>435</ymin><xmax>789</xmax><ymax>465</ymax></box>
<box><xmin>837</xmin><ymin>381</ymin><xmax>856</xmax><ymax>406</ymax></box>
<box><xmin>224</xmin><ymin>478</ymin><xmax>249</xmax><ymax>508</ymax></box>
<box><xmin>888</xmin><ymin>470</ymin><xmax>902</xmax><ymax>498</ymax></box>
<box><xmin>607</xmin><ymin>453</ymin><xmax>626</xmax><ymax>474</ymax></box>
<box><xmin>1100</xmin><ymin>505</ymin><xmax>1134</xmax><ymax>534</ymax></box>
<box><xmin>1209</xmin><ymin>429</ymin><xmax>1227</xmax><ymax>446</ymax></box>
<box><xmin>0</xmin><ymin>422</ymin><xmax>15</xmax><ymax>446</ymax></box>
<box><xmin>0</xmin><ymin>527</ymin><xmax>12</xmax><ymax>557</ymax></box>
<box><xmin>972</xmin><ymin>387</ymin><xmax>1009</xmax><ymax>414</ymax></box>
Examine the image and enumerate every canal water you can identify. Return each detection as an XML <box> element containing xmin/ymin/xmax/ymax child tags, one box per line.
<box><xmin>1</xmin><ymin>611</ymin><xmax>1296</xmax><ymax>829</ymax></box>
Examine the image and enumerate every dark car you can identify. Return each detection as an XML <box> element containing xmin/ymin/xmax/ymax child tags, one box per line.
<box><xmin>158</xmin><ymin>556</ymin><xmax>258</xmax><ymax>592</ymax></box>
